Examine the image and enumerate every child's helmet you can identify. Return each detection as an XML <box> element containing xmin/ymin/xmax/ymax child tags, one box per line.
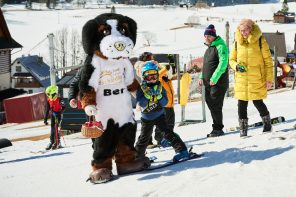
<box><xmin>45</xmin><ymin>85</ymin><xmax>58</xmax><ymax>100</ymax></box>
<box><xmin>142</xmin><ymin>61</ymin><xmax>158</xmax><ymax>77</ymax></box>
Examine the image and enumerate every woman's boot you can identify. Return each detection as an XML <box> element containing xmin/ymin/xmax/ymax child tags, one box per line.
<box><xmin>239</xmin><ymin>118</ymin><xmax>248</xmax><ymax>137</ymax></box>
<box><xmin>262</xmin><ymin>114</ymin><xmax>272</xmax><ymax>132</ymax></box>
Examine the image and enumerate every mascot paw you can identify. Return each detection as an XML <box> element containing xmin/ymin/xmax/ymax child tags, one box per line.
<box><xmin>87</xmin><ymin>168</ymin><xmax>113</xmax><ymax>184</ymax></box>
<box><xmin>85</xmin><ymin>105</ymin><xmax>97</xmax><ymax>116</ymax></box>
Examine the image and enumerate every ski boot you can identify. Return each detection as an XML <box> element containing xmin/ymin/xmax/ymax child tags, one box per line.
<box><xmin>51</xmin><ymin>142</ymin><xmax>63</xmax><ymax>150</ymax></box>
<box><xmin>45</xmin><ymin>142</ymin><xmax>53</xmax><ymax>150</ymax></box>
<box><xmin>173</xmin><ymin>150</ymin><xmax>189</xmax><ymax>162</ymax></box>
<box><xmin>160</xmin><ymin>138</ymin><xmax>171</xmax><ymax>148</ymax></box>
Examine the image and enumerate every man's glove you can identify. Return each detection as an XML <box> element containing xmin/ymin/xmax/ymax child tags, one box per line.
<box><xmin>236</xmin><ymin>64</ymin><xmax>247</xmax><ymax>72</ymax></box>
<box><xmin>84</xmin><ymin>105</ymin><xmax>97</xmax><ymax>116</ymax></box>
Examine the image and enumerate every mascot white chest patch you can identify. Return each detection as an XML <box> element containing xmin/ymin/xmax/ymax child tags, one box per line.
<box><xmin>100</xmin><ymin>67</ymin><xmax>123</xmax><ymax>86</ymax></box>
<box><xmin>88</xmin><ymin>56</ymin><xmax>134</xmax><ymax>129</ymax></box>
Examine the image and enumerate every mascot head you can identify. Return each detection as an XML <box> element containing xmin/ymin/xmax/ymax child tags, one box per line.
<box><xmin>45</xmin><ymin>85</ymin><xmax>58</xmax><ymax>101</ymax></box>
<box><xmin>82</xmin><ymin>13</ymin><xmax>137</xmax><ymax>59</ymax></box>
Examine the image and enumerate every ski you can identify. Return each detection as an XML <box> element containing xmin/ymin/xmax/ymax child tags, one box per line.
<box><xmin>227</xmin><ymin>116</ymin><xmax>285</xmax><ymax>131</ymax></box>
<box><xmin>250</xmin><ymin>116</ymin><xmax>285</xmax><ymax>128</ymax></box>
<box><xmin>30</xmin><ymin>146</ymin><xmax>64</xmax><ymax>154</ymax></box>
<box><xmin>146</xmin><ymin>152</ymin><xmax>204</xmax><ymax>171</ymax></box>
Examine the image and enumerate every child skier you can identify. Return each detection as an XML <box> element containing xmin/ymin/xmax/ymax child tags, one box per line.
<box><xmin>135</xmin><ymin>61</ymin><xmax>189</xmax><ymax>162</ymax></box>
<box><xmin>44</xmin><ymin>85</ymin><xmax>65</xmax><ymax>150</ymax></box>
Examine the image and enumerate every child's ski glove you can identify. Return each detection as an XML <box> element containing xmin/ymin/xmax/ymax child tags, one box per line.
<box><xmin>141</xmin><ymin>82</ymin><xmax>153</xmax><ymax>100</ymax></box>
<box><xmin>152</xmin><ymin>85</ymin><xmax>163</xmax><ymax>100</ymax></box>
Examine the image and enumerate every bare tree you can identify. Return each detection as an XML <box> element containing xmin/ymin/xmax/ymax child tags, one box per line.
<box><xmin>54</xmin><ymin>27</ymin><xmax>85</xmax><ymax>77</ymax></box>
<box><xmin>70</xmin><ymin>29</ymin><xmax>85</xmax><ymax>68</ymax></box>
<box><xmin>54</xmin><ymin>27</ymin><xmax>68</xmax><ymax>77</ymax></box>
<box><xmin>142</xmin><ymin>31</ymin><xmax>157</xmax><ymax>46</ymax></box>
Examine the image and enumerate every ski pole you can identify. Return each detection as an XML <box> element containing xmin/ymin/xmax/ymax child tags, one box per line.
<box><xmin>58</xmin><ymin>121</ymin><xmax>66</xmax><ymax>147</ymax></box>
<box><xmin>54</xmin><ymin>116</ymin><xmax>59</xmax><ymax>147</ymax></box>
<box><xmin>55</xmin><ymin>116</ymin><xmax>66</xmax><ymax>147</ymax></box>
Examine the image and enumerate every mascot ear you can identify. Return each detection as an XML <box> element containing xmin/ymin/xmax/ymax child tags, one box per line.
<box><xmin>82</xmin><ymin>19</ymin><xmax>98</xmax><ymax>55</ymax></box>
<box><xmin>125</xmin><ymin>16</ymin><xmax>137</xmax><ymax>45</ymax></box>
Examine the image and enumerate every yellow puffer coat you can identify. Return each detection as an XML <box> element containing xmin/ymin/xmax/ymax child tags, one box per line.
<box><xmin>229</xmin><ymin>24</ymin><xmax>274</xmax><ymax>101</ymax></box>
<box><xmin>159</xmin><ymin>67</ymin><xmax>174</xmax><ymax>108</ymax></box>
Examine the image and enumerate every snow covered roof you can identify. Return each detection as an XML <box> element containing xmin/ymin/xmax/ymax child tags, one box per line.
<box><xmin>14</xmin><ymin>55</ymin><xmax>51</xmax><ymax>87</ymax></box>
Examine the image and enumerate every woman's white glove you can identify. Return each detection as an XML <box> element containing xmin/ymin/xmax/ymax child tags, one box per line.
<box><xmin>69</xmin><ymin>99</ymin><xmax>78</xmax><ymax>108</ymax></box>
<box><xmin>84</xmin><ymin>105</ymin><xmax>97</xmax><ymax>116</ymax></box>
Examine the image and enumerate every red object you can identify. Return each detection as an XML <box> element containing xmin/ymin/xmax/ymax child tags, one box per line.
<box><xmin>84</xmin><ymin>121</ymin><xmax>103</xmax><ymax>129</ymax></box>
<box><xmin>187</xmin><ymin>57</ymin><xmax>204</xmax><ymax>69</ymax></box>
<box><xmin>48</xmin><ymin>97</ymin><xmax>63</xmax><ymax>112</ymax></box>
<box><xmin>3</xmin><ymin>92</ymin><xmax>47</xmax><ymax>123</ymax></box>
<box><xmin>277</xmin><ymin>62</ymin><xmax>292</xmax><ymax>88</ymax></box>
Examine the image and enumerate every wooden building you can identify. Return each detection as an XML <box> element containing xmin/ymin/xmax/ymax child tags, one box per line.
<box><xmin>11</xmin><ymin>55</ymin><xmax>52</xmax><ymax>94</ymax></box>
<box><xmin>262</xmin><ymin>32</ymin><xmax>287</xmax><ymax>59</ymax></box>
<box><xmin>0</xmin><ymin>8</ymin><xmax>22</xmax><ymax>91</ymax></box>
<box><xmin>273</xmin><ymin>11</ymin><xmax>295</xmax><ymax>23</ymax></box>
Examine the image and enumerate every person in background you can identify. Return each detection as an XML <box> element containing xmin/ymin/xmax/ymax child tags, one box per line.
<box><xmin>198</xmin><ymin>24</ymin><xmax>229</xmax><ymax>138</ymax></box>
<box><xmin>229</xmin><ymin>19</ymin><xmax>273</xmax><ymax>137</ymax></box>
<box><xmin>134</xmin><ymin>52</ymin><xmax>154</xmax><ymax>83</ymax></box>
<box><xmin>67</xmin><ymin>67</ymin><xmax>96</xmax><ymax>148</ymax></box>
<box><xmin>68</xmin><ymin>68</ymin><xmax>83</xmax><ymax>108</ymax></box>
<box><xmin>153</xmin><ymin>62</ymin><xmax>176</xmax><ymax>147</ymax></box>
<box><xmin>44</xmin><ymin>85</ymin><xmax>65</xmax><ymax>150</ymax></box>
<box><xmin>135</xmin><ymin>61</ymin><xmax>189</xmax><ymax>162</ymax></box>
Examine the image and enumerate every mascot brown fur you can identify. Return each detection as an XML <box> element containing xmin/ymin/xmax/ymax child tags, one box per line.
<box><xmin>79</xmin><ymin>13</ymin><xmax>150</xmax><ymax>184</ymax></box>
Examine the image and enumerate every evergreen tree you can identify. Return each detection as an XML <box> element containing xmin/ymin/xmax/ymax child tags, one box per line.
<box><xmin>281</xmin><ymin>0</ymin><xmax>289</xmax><ymax>12</ymax></box>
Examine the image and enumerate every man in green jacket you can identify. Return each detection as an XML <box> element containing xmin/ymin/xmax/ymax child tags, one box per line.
<box><xmin>198</xmin><ymin>24</ymin><xmax>229</xmax><ymax>137</ymax></box>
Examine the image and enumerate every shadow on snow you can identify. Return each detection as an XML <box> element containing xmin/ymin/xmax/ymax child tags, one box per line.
<box><xmin>138</xmin><ymin>145</ymin><xmax>294</xmax><ymax>180</ymax></box>
<box><xmin>0</xmin><ymin>152</ymin><xmax>72</xmax><ymax>164</ymax></box>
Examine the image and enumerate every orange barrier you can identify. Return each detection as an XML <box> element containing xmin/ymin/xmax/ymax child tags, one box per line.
<box><xmin>277</xmin><ymin>63</ymin><xmax>292</xmax><ymax>88</ymax></box>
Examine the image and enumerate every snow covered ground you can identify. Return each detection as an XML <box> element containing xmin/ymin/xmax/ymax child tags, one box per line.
<box><xmin>1</xmin><ymin>88</ymin><xmax>296</xmax><ymax>197</ymax></box>
<box><xmin>1</xmin><ymin>2</ymin><xmax>296</xmax><ymax>197</ymax></box>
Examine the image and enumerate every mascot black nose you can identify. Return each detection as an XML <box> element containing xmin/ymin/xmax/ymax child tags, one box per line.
<box><xmin>114</xmin><ymin>42</ymin><xmax>126</xmax><ymax>51</ymax></box>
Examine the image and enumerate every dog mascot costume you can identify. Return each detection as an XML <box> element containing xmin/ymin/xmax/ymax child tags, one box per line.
<box><xmin>79</xmin><ymin>13</ymin><xmax>151</xmax><ymax>184</ymax></box>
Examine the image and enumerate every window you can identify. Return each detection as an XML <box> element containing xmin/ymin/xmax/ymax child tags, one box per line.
<box><xmin>28</xmin><ymin>89</ymin><xmax>33</xmax><ymax>94</ymax></box>
<box><xmin>16</xmin><ymin>66</ymin><xmax>22</xmax><ymax>72</ymax></box>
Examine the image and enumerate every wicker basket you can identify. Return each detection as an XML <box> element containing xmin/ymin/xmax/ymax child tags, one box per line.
<box><xmin>81</xmin><ymin>118</ymin><xmax>104</xmax><ymax>138</ymax></box>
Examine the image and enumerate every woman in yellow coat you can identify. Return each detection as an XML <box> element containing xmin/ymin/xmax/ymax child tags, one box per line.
<box><xmin>229</xmin><ymin>19</ymin><xmax>273</xmax><ymax>137</ymax></box>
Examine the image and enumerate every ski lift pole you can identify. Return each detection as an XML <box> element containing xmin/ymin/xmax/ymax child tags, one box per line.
<box><xmin>48</xmin><ymin>33</ymin><xmax>56</xmax><ymax>86</ymax></box>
